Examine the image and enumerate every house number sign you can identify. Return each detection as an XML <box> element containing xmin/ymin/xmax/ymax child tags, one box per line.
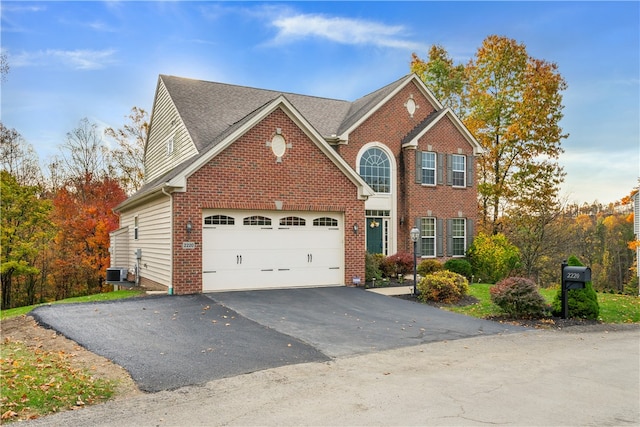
<box><xmin>182</xmin><ymin>242</ymin><xmax>196</xmax><ymax>250</ymax></box>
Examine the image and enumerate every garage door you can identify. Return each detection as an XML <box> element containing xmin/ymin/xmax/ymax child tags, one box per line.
<box><xmin>202</xmin><ymin>210</ymin><xmax>344</xmax><ymax>291</ymax></box>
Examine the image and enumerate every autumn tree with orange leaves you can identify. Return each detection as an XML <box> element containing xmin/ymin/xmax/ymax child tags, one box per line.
<box><xmin>412</xmin><ymin>35</ymin><xmax>567</xmax><ymax>236</ymax></box>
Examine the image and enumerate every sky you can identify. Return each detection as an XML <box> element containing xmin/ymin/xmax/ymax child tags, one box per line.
<box><xmin>1</xmin><ymin>1</ymin><xmax>638</xmax><ymax>205</ymax></box>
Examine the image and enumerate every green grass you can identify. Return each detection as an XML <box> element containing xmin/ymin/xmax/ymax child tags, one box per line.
<box><xmin>1</xmin><ymin>339</ymin><xmax>115</xmax><ymax>423</ymax></box>
<box><xmin>0</xmin><ymin>290</ymin><xmax>145</xmax><ymax>320</ymax></box>
<box><xmin>444</xmin><ymin>283</ymin><xmax>640</xmax><ymax>324</ymax></box>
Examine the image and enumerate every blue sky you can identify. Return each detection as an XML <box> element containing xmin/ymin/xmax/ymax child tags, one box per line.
<box><xmin>2</xmin><ymin>1</ymin><xmax>638</xmax><ymax>205</ymax></box>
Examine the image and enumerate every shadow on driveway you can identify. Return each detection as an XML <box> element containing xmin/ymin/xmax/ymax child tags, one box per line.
<box><xmin>31</xmin><ymin>287</ymin><xmax>526</xmax><ymax>392</ymax></box>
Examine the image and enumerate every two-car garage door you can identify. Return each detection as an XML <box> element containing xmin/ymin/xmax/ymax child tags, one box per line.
<box><xmin>202</xmin><ymin>210</ymin><xmax>344</xmax><ymax>291</ymax></box>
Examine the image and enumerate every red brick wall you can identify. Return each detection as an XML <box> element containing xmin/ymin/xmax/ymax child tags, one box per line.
<box><xmin>336</xmin><ymin>80</ymin><xmax>478</xmax><ymax>258</ymax></box>
<box><xmin>171</xmin><ymin>107</ymin><xmax>365</xmax><ymax>294</ymax></box>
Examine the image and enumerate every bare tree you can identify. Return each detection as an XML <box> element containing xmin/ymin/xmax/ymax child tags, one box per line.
<box><xmin>60</xmin><ymin>118</ymin><xmax>107</xmax><ymax>190</ymax></box>
<box><xmin>0</xmin><ymin>123</ymin><xmax>42</xmax><ymax>186</ymax></box>
<box><xmin>104</xmin><ymin>107</ymin><xmax>148</xmax><ymax>194</ymax></box>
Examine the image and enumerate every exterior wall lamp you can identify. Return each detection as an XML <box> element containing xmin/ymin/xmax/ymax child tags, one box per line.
<box><xmin>186</xmin><ymin>220</ymin><xmax>193</xmax><ymax>234</ymax></box>
<box><xmin>353</xmin><ymin>223</ymin><xmax>358</xmax><ymax>234</ymax></box>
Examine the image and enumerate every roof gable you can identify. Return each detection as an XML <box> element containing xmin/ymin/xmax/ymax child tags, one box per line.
<box><xmin>401</xmin><ymin>107</ymin><xmax>484</xmax><ymax>155</ymax></box>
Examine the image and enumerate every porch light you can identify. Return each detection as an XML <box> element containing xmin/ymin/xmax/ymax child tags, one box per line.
<box><xmin>410</xmin><ymin>227</ymin><xmax>420</xmax><ymax>295</ymax></box>
<box><xmin>186</xmin><ymin>220</ymin><xmax>193</xmax><ymax>234</ymax></box>
<box><xmin>353</xmin><ymin>223</ymin><xmax>358</xmax><ymax>234</ymax></box>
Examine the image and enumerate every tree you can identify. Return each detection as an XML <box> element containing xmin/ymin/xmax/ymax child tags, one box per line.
<box><xmin>50</xmin><ymin>175</ymin><xmax>126</xmax><ymax>298</ymax></box>
<box><xmin>412</xmin><ymin>35</ymin><xmax>567</xmax><ymax>234</ymax></box>
<box><xmin>1</xmin><ymin>171</ymin><xmax>53</xmax><ymax>309</ymax></box>
<box><xmin>466</xmin><ymin>232</ymin><xmax>521</xmax><ymax>283</ymax></box>
<box><xmin>60</xmin><ymin>118</ymin><xmax>107</xmax><ymax>191</ymax></box>
<box><xmin>0</xmin><ymin>123</ymin><xmax>42</xmax><ymax>186</ymax></box>
<box><xmin>104</xmin><ymin>107</ymin><xmax>148</xmax><ymax>195</ymax></box>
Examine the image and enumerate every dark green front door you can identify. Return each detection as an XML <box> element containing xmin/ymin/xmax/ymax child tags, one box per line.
<box><xmin>366</xmin><ymin>217</ymin><xmax>383</xmax><ymax>254</ymax></box>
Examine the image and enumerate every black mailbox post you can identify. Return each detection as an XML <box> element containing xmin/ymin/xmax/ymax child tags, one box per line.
<box><xmin>561</xmin><ymin>261</ymin><xmax>592</xmax><ymax>319</ymax></box>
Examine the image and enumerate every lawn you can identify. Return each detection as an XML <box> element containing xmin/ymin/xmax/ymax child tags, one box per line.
<box><xmin>444</xmin><ymin>284</ymin><xmax>640</xmax><ymax>324</ymax></box>
<box><xmin>0</xmin><ymin>289</ymin><xmax>145</xmax><ymax>320</ymax></box>
<box><xmin>1</xmin><ymin>289</ymin><xmax>145</xmax><ymax>423</ymax></box>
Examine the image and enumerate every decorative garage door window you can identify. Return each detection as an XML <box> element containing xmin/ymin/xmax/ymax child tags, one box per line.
<box><xmin>313</xmin><ymin>217</ymin><xmax>338</xmax><ymax>227</ymax></box>
<box><xmin>280</xmin><ymin>216</ymin><xmax>306</xmax><ymax>226</ymax></box>
<box><xmin>359</xmin><ymin>147</ymin><xmax>390</xmax><ymax>193</ymax></box>
<box><xmin>243</xmin><ymin>215</ymin><xmax>272</xmax><ymax>226</ymax></box>
<box><xmin>204</xmin><ymin>215</ymin><xmax>235</xmax><ymax>225</ymax></box>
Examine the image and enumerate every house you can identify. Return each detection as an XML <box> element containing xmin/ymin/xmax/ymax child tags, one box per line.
<box><xmin>109</xmin><ymin>74</ymin><xmax>483</xmax><ymax>294</ymax></box>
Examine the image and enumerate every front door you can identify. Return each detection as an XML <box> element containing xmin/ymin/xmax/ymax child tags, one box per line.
<box><xmin>366</xmin><ymin>217</ymin><xmax>383</xmax><ymax>254</ymax></box>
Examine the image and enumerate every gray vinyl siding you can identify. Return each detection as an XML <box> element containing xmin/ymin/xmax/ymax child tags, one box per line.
<box><xmin>120</xmin><ymin>195</ymin><xmax>172</xmax><ymax>287</ymax></box>
<box><xmin>145</xmin><ymin>79</ymin><xmax>198</xmax><ymax>183</ymax></box>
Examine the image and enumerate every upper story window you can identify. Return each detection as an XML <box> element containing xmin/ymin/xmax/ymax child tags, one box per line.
<box><xmin>452</xmin><ymin>154</ymin><xmax>466</xmax><ymax>187</ymax></box>
<box><xmin>421</xmin><ymin>152</ymin><xmax>436</xmax><ymax>185</ymax></box>
<box><xmin>359</xmin><ymin>147</ymin><xmax>390</xmax><ymax>193</ymax></box>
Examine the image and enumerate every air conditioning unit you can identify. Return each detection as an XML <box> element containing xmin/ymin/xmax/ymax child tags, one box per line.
<box><xmin>106</xmin><ymin>267</ymin><xmax>128</xmax><ymax>282</ymax></box>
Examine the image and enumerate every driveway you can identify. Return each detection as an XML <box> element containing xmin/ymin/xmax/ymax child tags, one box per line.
<box><xmin>31</xmin><ymin>287</ymin><xmax>525</xmax><ymax>392</ymax></box>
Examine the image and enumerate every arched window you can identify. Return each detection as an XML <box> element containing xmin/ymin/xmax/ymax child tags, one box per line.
<box><xmin>359</xmin><ymin>147</ymin><xmax>390</xmax><ymax>193</ymax></box>
<box><xmin>204</xmin><ymin>215</ymin><xmax>235</xmax><ymax>225</ymax></box>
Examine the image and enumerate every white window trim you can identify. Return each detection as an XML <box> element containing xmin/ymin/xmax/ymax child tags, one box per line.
<box><xmin>420</xmin><ymin>217</ymin><xmax>436</xmax><ymax>258</ymax></box>
<box><xmin>421</xmin><ymin>152</ymin><xmax>437</xmax><ymax>186</ymax></box>
<box><xmin>452</xmin><ymin>154</ymin><xmax>466</xmax><ymax>188</ymax></box>
<box><xmin>452</xmin><ymin>218</ymin><xmax>466</xmax><ymax>257</ymax></box>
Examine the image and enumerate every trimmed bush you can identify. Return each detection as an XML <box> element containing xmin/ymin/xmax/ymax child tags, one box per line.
<box><xmin>551</xmin><ymin>256</ymin><xmax>599</xmax><ymax>319</ymax></box>
<box><xmin>417</xmin><ymin>270</ymin><xmax>469</xmax><ymax>304</ymax></box>
<box><xmin>490</xmin><ymin>277</ymin><xmax>550</xmax><ymax>318</ymax></box>
<box><xmin>417</xmin><ymin>259</ymin><xmax>443</xmax><ymax>276</ymax></box>
<box><xmin>444</xmin><ymin>258</ymin><xmax>472</xmax><ymax>279</ymax></box>
<box><xmin>380</xmin><ymin>252</ymin><xmax>414</xmax><ymax>278</ymax></box>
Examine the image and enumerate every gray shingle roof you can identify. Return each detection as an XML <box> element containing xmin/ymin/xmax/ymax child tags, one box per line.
<box><xmin>160</xmin><ymin>74</ymin><xmax>412</xmax><ymax>151</ymax></box>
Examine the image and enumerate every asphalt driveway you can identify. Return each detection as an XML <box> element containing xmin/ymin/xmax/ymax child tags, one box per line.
<box><xmin>31</xmin><ymin>287</ymin><xmax>526</xmax><ymax>392</ymax></box>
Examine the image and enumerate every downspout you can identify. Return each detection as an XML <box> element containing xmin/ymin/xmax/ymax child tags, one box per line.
<box><xmin>162</xmin><ymin>185</ymin><xmax>174</xmax><ymax>295</ymax></box>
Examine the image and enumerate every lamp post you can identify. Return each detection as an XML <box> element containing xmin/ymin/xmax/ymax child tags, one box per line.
<box><xmin>410</xmin><ymin>227</ymin><xmax>420</xmax><ymax>295</ymax></box>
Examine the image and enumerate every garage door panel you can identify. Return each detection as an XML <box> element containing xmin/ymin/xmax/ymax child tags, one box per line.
<box><xmin>202</xmin><ymin>210</ymin><xmax>344</xmax><ymax>291</ymax></box>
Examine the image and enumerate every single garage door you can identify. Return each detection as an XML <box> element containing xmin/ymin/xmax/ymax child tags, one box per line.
<box><xmin>202</xmin><ymin>210</ymin><xmax>344</xmax><ymax>291</ymax></box>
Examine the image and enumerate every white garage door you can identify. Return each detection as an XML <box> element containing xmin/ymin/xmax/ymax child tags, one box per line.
<box><xmin>202</xmin><ymin>210</ymin><xmax>344</xmax><ymax>291</ymax></box>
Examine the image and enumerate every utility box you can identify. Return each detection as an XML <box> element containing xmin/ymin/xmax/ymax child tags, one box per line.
<box><xmin>563</xmin><ymin>266</ymin><xmax>591</xmax><ymax>290</ymax></box>
<box><xmin>106</xmin><ymin>267</ymin><xmax>128</xmax><ymax>282</ymax></box>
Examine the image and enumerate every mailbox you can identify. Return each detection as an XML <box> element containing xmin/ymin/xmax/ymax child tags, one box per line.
<box><xmin>563</xmin><ymin>266</ymin><xmax>591</xmax><ymax>290</ymax></box>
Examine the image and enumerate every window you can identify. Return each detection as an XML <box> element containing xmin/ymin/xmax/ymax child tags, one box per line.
<box><xmin>420</xmin><ymin>217</ymin><xmax>436</xmax><ymax>257</ymax></box>
<box><xmin>451</xmin><ymin>218</ymin><xmax>466</xmax><ymax>256</ymax></box>
<box><xmin>204</xmin><ymin>215</ymin><xmax>235</xmax><ymax>225</ymax></box>
<box><xmin>243</xmin><ymin>216</ymin><xmax>271</xmax><ymax>226</ymax></box>
<box><xmin>421</xmin><ymin>152</ymin><xmax>436</xmax><ymax>185</ymax></box>
<box><xmin>359</xmin><ymin>147</ymin><xmax>390</xmax><ymax>193</ymax></box>
<box><xmin>134</xmin><ymin>216</ymin><xmax>139</xmax><ymax>240</ymax></box>
<box><xmin>313</xmin><ymin>217</ymin><xmax>338</xmax><ymax>227</ymax></box>
<box><xmin>280</xmin><ymin>216</ymin><xmax>305</xmax><ymax>226</ymax></box>
<box><xmin>452</xmin><ymin>155</ymin><xmax>466</xmax><ymax>187</ymax></box>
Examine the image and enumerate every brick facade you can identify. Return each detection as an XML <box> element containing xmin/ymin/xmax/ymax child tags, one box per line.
<box><xmin>171</xmin><ymin>108</ymin><xmax>365</xmax><ymax>294</ymax></box>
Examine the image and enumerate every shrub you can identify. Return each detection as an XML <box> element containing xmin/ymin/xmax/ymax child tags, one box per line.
<box><xmin>490</xmin><ymin>277</ymin><xmax>550</xmax><ymax>318</ymax></box>
<box><xmin>417</xmin><ymin>259</ymin><xmax>443</xmax><ymax>276</ymax></box>
<box><xmin>380</xmin><ymin>252</ymin><xmax>414</xmax><ymax>278</ymax></box>
<box><xmin>467</xmin><ymin>232</ymin><xmax>520</xmax><ymax>283</ymax></box>
<box><xmin>551</xmin><ymin>256</ymin><xmax>599</xmax><ymax>319</ymax></box>
<box><xmin>365</xmin><ymin>253</ymin><xmax>383</xmax><ymax>283</ymax></box>
<box><xmin>444</xmin><ymin>258</ymin><xmax>473</xmax><ymax>279</ymax></box>
<box><xmin>417</xmin><ymin>270</ymin><xmax>469</xmax><ymax>304</ymax></box>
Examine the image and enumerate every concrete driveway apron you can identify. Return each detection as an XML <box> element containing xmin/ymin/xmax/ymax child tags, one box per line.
<box><xmin>207</xmin><ymin>286</ymin><xmax>526</xmax><ymax>358</ymax></box>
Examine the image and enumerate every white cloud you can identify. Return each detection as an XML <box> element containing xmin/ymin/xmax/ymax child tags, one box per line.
<box><xmin>11</xmin><ymin>48</ymin><xmax>117</xmax><ymax>70</ymax></box>
<box><xmin>269</xmin><ymin>12</ymin><xmax>425</xmax><ymax>51</ymax></box>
